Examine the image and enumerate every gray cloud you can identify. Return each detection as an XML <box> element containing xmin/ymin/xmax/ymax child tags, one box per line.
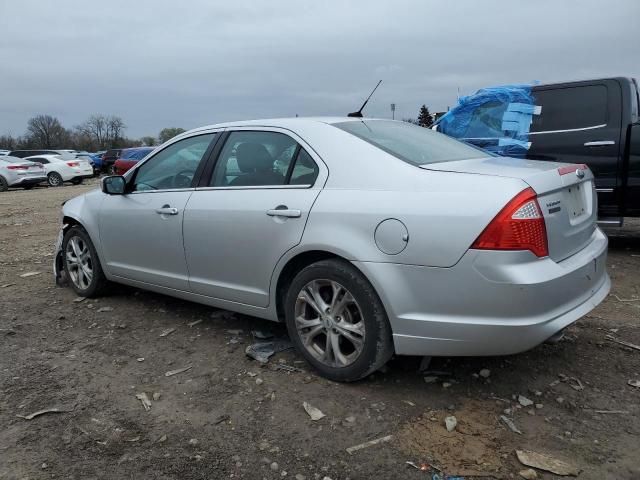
<box><xmin>1</xmin><ymin>0</ymin><xmax>638</xmax><ymax>138</ymax></box>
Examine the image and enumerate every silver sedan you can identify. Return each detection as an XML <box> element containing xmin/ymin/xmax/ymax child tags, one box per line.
<box><xmin>54</xmin><ymin>118</ymin><xmax>610</xmax><ymax>381</ymax></box>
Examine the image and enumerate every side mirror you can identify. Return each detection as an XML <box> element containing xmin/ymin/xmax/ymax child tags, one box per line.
<box><xmin>101</xmin><ymin>175</ymin><xmax>126</xmax><ymax>195</ymax></box>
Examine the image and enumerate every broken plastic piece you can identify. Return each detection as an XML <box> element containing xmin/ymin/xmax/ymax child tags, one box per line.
<box><xmin>245</xmin><ymin>339</ymin><xmax>293</xmax><ymax>363</ymax></box>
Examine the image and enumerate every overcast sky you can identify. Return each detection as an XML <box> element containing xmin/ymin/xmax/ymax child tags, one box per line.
<box><xmin>1</xmin><ymin>0</ymin><xmax>638</xmax><ymax>138</ymax></box>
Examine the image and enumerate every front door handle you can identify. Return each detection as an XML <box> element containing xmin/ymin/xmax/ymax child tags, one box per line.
<box><xmin>155</xmin><ymin>205</ymin><xmax>179</xmax><ymax>215</ymax></box>
<box><xmin>584</xmin><ymin>140</ymin><xmax>615</xmax><ymax>147</ymax></box>
<box><xmin>266</xmin><ymin>207</ymin><xmax>301</xmax><ymax>218</ymax></box>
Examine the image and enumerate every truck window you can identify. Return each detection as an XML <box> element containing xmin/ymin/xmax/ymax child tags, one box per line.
<box><xmin>532</xmin><ymin>85</ymin><xmax>608</xmax><ymax>132</ymax></box>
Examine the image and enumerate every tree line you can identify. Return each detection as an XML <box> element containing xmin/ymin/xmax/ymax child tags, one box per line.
<box><xmin>0</xmin><ymin>114</ymin><xmax>185</xmax><ymax>152</ymax></box>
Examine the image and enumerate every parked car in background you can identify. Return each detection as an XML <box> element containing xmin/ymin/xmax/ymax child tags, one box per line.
<box><xmin>75</xmin><ymin>152</ymin><xmax>99</xmax><ymax>175</ymax></box>
<box><xmin>0</xmin><ymin>156</ymin><xmax>46</xmax><ymax>191</ymax></box>
<box><xmin>55</xmin><ymin>118</ymin><xmax>610</xmax><ymax>381</ymax></box>
<box><xmin>112</xmin><ymin>147</ymin><xmax>155</xmax><ymax>175</ymax></box>
<box><xmin>434</xmin><ymin>77</ymin><xmax>640</xmax><ymax>225</ymax></box>
<box><xmin>0</xmin><ymin>149</ymin><xmax>10</xmax><ymax>156</ymax></box>
<box><xmin>9</xmin><ymin>149</ymin><xmax>76</xmax><ymax>160</ymax></box>
<box><xmin>24</xmin><ymin>154</ymin><xmax>93</xmax><ymax>187</ymax></box>
<box><xmin>101</xmin><ymin>149</ymin><xmax>123</xmax><ymax>173</ymax></box>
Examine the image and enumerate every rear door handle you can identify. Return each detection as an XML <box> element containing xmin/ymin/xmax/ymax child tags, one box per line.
<box><xmin>155</xmin><ymin>205</ymin><xmax>179</xmax><ymax>215</ymax></box>
<box><xmin>584</xmin><ymin>140</ymin><xmax>615</xmax><ymax>147</ymax></box>
<box><xmin>266</xmin><ymin>208</ymin><xmax>301</xmax><ymax>218</ymax></box>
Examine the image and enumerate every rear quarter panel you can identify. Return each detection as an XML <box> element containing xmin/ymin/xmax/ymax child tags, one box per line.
<box><xmin>302</xmin><ymin>172</ymin><xmax>528</xmax><ymax>268</ymax></box>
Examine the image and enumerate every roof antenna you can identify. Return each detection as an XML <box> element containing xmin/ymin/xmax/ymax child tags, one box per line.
<box><xmin>348</xmin><ymin>80</ymin><xmax>382</xmax><ymax>118</ymax></box>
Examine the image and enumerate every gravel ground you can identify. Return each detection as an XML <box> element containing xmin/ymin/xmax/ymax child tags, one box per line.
<box><xmin>1</xmin><ymin>182</ymin><xmax>639</xmax><ymax>480</ymax></box>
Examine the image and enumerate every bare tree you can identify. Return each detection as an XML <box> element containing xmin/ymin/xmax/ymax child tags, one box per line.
<box><xmin>76</xmin><ymin>114</ymin><xmax>127</xmax><ymax>149</ymax></box>
<box><xmin>26</xmin><ymin>115</ymin><xmax>70</xmax><ymax>148</ymax></box>
<box><xmin>0</xmin><ymin>133</ymin><xmax>17</xmax><ymax>150</ymax></box>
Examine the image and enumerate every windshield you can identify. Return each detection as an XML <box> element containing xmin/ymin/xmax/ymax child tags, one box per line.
<box><xmin>333</xmin><ymin>120</ymin><xmax>486</xmax><ymax>165</ymax></box>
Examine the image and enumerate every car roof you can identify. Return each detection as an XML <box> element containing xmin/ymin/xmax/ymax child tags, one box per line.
<box><xmin>24</xmin><ymin>154</ymin><xmax>63</xmax><ymax>160</ymax></box>
<box><xmin>184</xmin><ymin>116</ymin><xmax>377</xmax><ymax>135</ymax></box>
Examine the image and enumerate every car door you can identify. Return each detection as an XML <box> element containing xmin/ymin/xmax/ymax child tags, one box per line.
<box><xmin>183</xmin><ymin>128</ymin><xmax>326</xmax><ymax>307</ymax></box>
<box><xmin>98</xmin><ymin>133</ymin><xmax>218</xmax><ymax>290</ymax></box>
<box><xmin>529</xmin><ymin>81</ymin><xmax>623</xmax><ymax>215</ymax></box>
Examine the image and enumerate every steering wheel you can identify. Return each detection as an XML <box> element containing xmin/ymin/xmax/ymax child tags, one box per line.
<box><xmin>173</xmin><ymin>170</ymin><xmax>194</xmax><ymax>189</ymax></box>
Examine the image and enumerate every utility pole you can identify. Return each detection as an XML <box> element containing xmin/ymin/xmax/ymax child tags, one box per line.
<box><xmin>390</xmin><ymin>103</ymin><xmax>396</xmax><ymax>120</ymax></box>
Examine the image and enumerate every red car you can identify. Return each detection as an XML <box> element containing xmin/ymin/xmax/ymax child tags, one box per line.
<box><xmin>112</xmin><ymin>147</ymin><xmax>155</xmax><ymax>175</ymax></box>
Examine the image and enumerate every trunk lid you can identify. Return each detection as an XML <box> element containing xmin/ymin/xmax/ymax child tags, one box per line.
<box><xmin>422</xmin><ymin>157</ymin><xmax>597</xmax><ymax>262</ymax></box>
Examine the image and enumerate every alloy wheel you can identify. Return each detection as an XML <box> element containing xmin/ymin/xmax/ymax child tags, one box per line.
<box><xmin>65</xmin><ymin>236</ymin><xmax>93</xmax><ymax>290</ymax></box>
<box><xmin>48</xmin><ymin>173</ymin><xmax>62</xmax><ymax>187</ymax></box>
<box><xmin>294</xmin><ymin>279</ymin><xmax>365</xmax><ymax>367</ymax></box>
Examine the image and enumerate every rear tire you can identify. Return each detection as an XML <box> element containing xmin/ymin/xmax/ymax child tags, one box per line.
<box><xmin>62</xmin><ymin>226</ymin><xmax>109</xmax><ymax>297</ymax></box>
<box><xmin>48</xmin><ymin>172</ymin><xmax>63</xmax><ymax>187</ymax></box>
<box><xmin>284</xmin><ymin>259</ymin><xmax>393</xmax><ymax>382</ymax></box>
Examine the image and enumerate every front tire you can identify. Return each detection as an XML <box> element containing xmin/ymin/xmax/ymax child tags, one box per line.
<box><xmin>48</xmin><ymin>172</ymin><xmax>63</xmax><ymax>187</ymax></box>
<box><xmin>62</xmin><ymin>226</ymin><xmax>108</xmax><ymax>297</ymax></box>
<box><xmin>284</xmin><ymin>259</ymin><xmax>393</xmax><ymax>382</ymax></box>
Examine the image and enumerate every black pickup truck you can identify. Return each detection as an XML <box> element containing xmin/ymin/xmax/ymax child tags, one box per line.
<box><xmin>435</xmin><ymin>77</ymin><xmax>640</xmax><ymax>225</ymax></box>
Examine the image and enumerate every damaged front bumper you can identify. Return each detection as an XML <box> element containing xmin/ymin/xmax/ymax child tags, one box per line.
<box><xmin>53</xmin><ymin>227</ymin><xmax>67</xmax><ymax>286</ymax></box>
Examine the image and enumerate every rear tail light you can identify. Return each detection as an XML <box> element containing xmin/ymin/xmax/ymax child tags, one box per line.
<box><xmin>6</xmin><ymin>165</ymin><xmax>29</xmax><ymax>170</ymax></box>
<box><xmin>66</xmin><ymin>161</ymin><xmax>80</xmax><ymax>167</ymax></box>
<box><xmin>471</xmin><ymin>187</ymin><xmax>548</xmax><ymax>257</ymax></box>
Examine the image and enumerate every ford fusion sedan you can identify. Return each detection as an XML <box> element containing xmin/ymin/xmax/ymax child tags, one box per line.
<box><xmin>54</xmin><ymin>118</ymin><xmax>610</xmax><ymax>381</ymax></box>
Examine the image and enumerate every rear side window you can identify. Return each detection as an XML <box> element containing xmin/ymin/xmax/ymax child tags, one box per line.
<box><xmin>532</xmin><ymin>85</ymin><xmax>608</xmax><ymax>132</ymax></box>
<box><xmin>210</xmin><ymin>131</ymin><xmax>318</xmax><ymax>187</ymax></box>
<box><xmin>334</xmin><ymin>120</ymin><xmax>484</xmax><ymax>166</ymax></box>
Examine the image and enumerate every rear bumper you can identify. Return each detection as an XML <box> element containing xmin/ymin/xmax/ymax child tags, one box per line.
<box><xmin>10</xmin><ymin>175</ymin><xmax>46</xmax><ymax>186</ymax></box>
<box><xmin>355</xmin><ymin>227</ymin><xmax>610</xmax><ymax>356</ymax></box>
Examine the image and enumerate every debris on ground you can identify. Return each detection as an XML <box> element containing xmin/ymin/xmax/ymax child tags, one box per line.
<box><xmin>17</xmin><ymin>406</ymin><xmax>75</xmax><ymax>420</ymax></box>
<box><xmin>444</xmin><ymin>416</ymin><xmax>457</xmax><ymax>432</ymax></box>
<box><xmin>187</xmin><ymin>319</ymin><xmax>202</xmax><ymax>327</ymax></box>
<box><xmin>164</xmin><ymin>365</ymin><xmax>192</xmax><ymax>377</ymax></box>
<box><xmin>272</xmin><ymin>363</ymin><xmax>304</xmax><ymax>373</ymax></box>
<box><xmin>227</xmin><ymin>329</ymin><xmax>243</xmax><ymax>335</ymax></box>
<box><xmin>611</xmin><ymin>294</ymin><xmax>640</xmax><ymax>302</ymax></box>
<box><xmin>518</xmin><ymin>395</ymin><xmax>533</xmax><ymax>407</ymax></box>
<box><xmin>135</xmin><ymin>393</ymin><xmax>151</xmax><ymax>411</ymax></box>
<box><xmin>97</xmin><ymin>307</ymin><xmax>113</xmax><ymax>313</ymax></box>
<box><xmin>303</xmin><ymin>402</ymin><xmax>325</xmax><ymax>421</ymax></box>
<box><xmin>500</xmin><ymin>415</ymin><xmax>522</xmax><ymax>434</ymax></box>
<box><xmin>152</xmin><ymin>392</ymin><xmax>161</xmax><ymax>401</ymax></box>
<box><xmin>418</xmin><ymin>356</ymin><xmax>432</xmax><ymax>373</ymax></box>
<box><xmin>73</xmin><ymin>297</ymin><xmax>86</xmax><ymax>303</ymax></box>
<box><xmin>251</xmin><ymin>329</ymin><xmax>274</xmax><ymax>339</ymax></box>
<box><xmin>346</xmin><ymin>434</ymin><xmax>393</xmax><ymax>454</ymax></box>
<box><xmin>19</xmin><ymin>271</ymin><xmax>41</xmax><ymax>278</ymax></box>
<box><xmin>405</xmin><ymin>461</ymin><xmax>429</xmax><ymax>471</ymax></box>
<box><xmin>479</xmin><ymin>368</ymin><xmax>491</xmax><ymax>378</ymax></box>
<box><xmin>605</xmin><ymin>334</ymin><xmax>640</xmax><ymax>351</ymax></box>
<box><xmin>245</xmin><ymin>338</ymin><xmax>293</xmax><ymax>363</ymax></box>
<box><xmin>628</xmin><ymin>379</ymin><xmax>640</xmax><ymax>388</ymax></box>
<box><xmin>519</xmin><ymin>468</ymin><xmax>538</xmax><ymax>479</ymax></box>
<box><xmin>516</xmin><ymin>449</ymin><xmax>579</xmax><ymax>476</ymax></box>
<box><xmin>1</xmin><ymin>283</ymin><xmax>16</xmax><ymax>288</ymax></box>
<box><xmin>423</xmin><ymin>376</ymin><xmax>438</xmax><ymax>384</ymax></box>
<box><xmin>214</xmin><ymin>414</ymin><xmax>230</xmax><ymax>424</ymax></box>
<box><xmin>159</xmin><ymin>328</ymin><xmax>176</xmax><ymax>337</ymax></box>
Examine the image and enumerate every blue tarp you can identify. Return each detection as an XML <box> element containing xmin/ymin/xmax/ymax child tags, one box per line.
<box><xmin>435</xmin><ymin>84</ymin><xmax>540</xmax><ymax>157</ymax></box>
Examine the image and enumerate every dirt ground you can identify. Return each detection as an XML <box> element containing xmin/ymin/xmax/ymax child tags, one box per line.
<box><xmin>1</xmin><ymin>181</ymin><xmax>639</xmax><ymax>480</ymax></box>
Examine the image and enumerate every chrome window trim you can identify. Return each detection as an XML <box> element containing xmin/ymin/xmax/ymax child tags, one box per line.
<box><xmin>195</xmin><ymin>184</ymin><xmax>314</xmax><ymax>192</ymax></box>
<box><xmin>529</xmin><ymin>124</ymin><xmax>606</xmax><ymax>135</ymax></box>
<box><xmin>127</xmin><ymin>188</ymin><xmax>196</xmax><ymax>195</ymax></box>
<box><xmin>595</xmin><ymin>188</ymin><xmax>614</xmax><ymax>193</ymax></box>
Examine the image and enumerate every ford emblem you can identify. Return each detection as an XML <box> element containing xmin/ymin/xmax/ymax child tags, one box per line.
<box><xmin>576</xmin><ymin>169</ymin><xmax>585</xmax><ymax>179</ymax></box>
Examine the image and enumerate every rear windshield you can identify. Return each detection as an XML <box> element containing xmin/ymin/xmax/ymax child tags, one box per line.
<box><xmin>333</xmin><ymin>120</ymin><xmax>485</xmax><ymax>165</ymax></box>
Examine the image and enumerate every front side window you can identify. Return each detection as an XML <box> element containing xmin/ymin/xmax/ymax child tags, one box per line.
<box><xmin>132</xmin><ymin>134</ymin><xmax>215</xmax><ymax>192</ymax></box>
<box><xmin>334</xmin><ymin>120</ymin><xmax>484</xmax><ymax>166</ymax></box>
<box><xmin>211</xmin><ymin>131</ymin><xmax>298</xmax><ymax>187</ymax></box>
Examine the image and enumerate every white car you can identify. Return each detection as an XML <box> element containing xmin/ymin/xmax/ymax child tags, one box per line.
<box><xmin>24</xmin><ymin>154</ymin><xmax>93</xmax><ymax>187</ymax></box>
<box><xmin>0</xmin><ymin>156</ymin><xmax>46</xmax><ymax>191</ymax></box>
<box><xmin>0</xmin><ymin>149</ymin><xmax>10</xmax><ymax>156</ymax></box>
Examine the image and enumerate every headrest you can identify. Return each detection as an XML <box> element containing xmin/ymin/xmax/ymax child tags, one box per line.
<box><xmin>235</xmin><ymin>143</ymin><xmax>273</xmax><ymax>173</ymax></box>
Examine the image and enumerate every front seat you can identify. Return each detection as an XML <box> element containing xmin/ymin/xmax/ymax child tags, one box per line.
<box><xmin>229</xmin><ymin>143</ymin><xmax>283</xmax><ymax>186</ymax></box>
